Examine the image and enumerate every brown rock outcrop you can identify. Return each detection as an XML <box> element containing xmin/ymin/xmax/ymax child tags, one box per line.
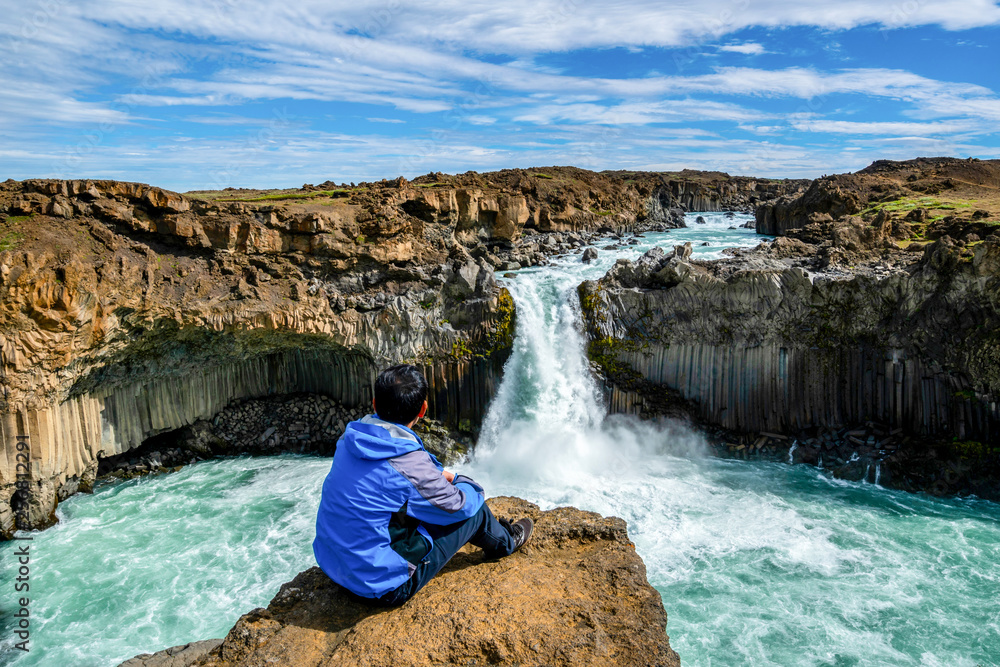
<box><xmin>0</xmin><ymin>177</ymin><xmax>516</xmax><ymax>537</ymax></box>
<box><xmin>755</xmin><ymin>157</ymin><xmax>1000</xmax><ymax>250</ymax></box>
<box><xmin>121</xmin><ymin>497</ymin><xmax>678</xmax><ymax>667</ymax></box>
<box><xmin>392</xmin><ymin>167</ymin><xmax>805</xmax><ymax>237</ymax></box>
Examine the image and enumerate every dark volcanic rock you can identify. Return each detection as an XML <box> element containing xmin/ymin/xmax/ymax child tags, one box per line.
<box><xmin>580</xmin><ymin>233</ymin><xmax>1000</xmax><ymax>496</ymax></box>
<box><xmin>118</xmin><ymin>639</ymin><xmax>224</xmax><ymax>667</ymax></box>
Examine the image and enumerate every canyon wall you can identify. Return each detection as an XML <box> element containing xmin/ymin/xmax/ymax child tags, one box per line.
<box><xmin>0</xmin><ymin>178</ymin><xmax>515</xmax><ymax>537</ymax></box>
<box><xmin>0</xmin><ymin>167</ymin><xmax>799</xmax><ymax>538</ymax></box>
<box><xmin>398</xmin><ymin>167</ymin><xmax>807</xmax><ymax>235</ymax></box>
<box><xmin>579</xmin><ymin>240</ymin><xmax>1000</xmax><ymax>441</ymax></box>
<box><xmin>650</xmin><ymin>172</ymin><xmax>807</xmax><ymax>213</ymax></box>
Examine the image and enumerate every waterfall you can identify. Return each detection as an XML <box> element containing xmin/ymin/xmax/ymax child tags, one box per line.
<box><xmin>874</xmin><ymin>463</ymin><xmax>882</xmax><ymax>486</ymax></box>
<box><xmin>787</xmin><ymin>440</ymin><xmax>798</xmax><ymax>464</ymax></box>
<box><xmin>472</xmin><ymin>253</ymin><xmax>706</xmax><ymax>487</ymax></box>
<box><xmin>477</xmin><ymin>271</ymin><xmax>606</xmax><ymax>444</ymax></box>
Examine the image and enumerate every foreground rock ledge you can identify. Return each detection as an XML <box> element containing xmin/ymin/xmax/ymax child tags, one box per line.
<box><xmin>122</xmin><ymin>497</ymin><xmax>679</xmax><ymax>667</ymax></box>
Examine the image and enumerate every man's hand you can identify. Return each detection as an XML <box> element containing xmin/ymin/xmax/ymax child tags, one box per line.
<box><xmin>442</xmin><ymin>470</ymin><xmax>455</xmax><ymax>483</ymax></box>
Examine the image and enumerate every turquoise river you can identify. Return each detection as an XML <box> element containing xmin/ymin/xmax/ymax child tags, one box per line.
<box><xmin>2</xmin><ymin>214</ymin><xmax>998</xmax><ymax>666</ymax></box>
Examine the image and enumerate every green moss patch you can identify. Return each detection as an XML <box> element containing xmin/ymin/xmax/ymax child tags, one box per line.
<box><xmin>863</xmin><ymin>196</ymin><xmax>978</xmax><ymax>217</ymax></box>
<box><xmin>586</xmin><ymin>336</ymin><xmax>645</xmax><ymax>379</ymax></box>
<box><xmin>945</xmin><ymin>439</ymin><xmax>1000</xmax><ymax>461</ymax></box>
<box><xmin>478</xmin><ymin>288</ymin><xmax>516</xmax><ymax>355</ymax></box>
<box><xmin>0</xmin><ymin>215</ymin><xmax>31</xmax><ymax>251</ymax></box>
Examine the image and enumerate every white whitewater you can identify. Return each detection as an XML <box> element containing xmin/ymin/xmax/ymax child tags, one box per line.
<box><xmin>466</xmin><ymin>218</ymin><xmax>1000</xmax><ymax>667</ymax></box>
<box><xmin>788</xmin><ymin>440</ymin><xmax>799</xmax><ymax>464</ymax></box>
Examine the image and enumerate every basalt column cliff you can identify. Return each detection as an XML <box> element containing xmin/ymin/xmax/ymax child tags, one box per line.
<box><xmin>582</xmin><ymin>158</ymin><xmax>1000</xmax><ymax>496</ymax></box>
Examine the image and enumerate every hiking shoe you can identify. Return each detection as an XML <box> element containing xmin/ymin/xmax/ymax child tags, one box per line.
<box><xmin>509</xmin><ymin>518</ymin><xmax>533</xmax><ymax>553</ymax></box>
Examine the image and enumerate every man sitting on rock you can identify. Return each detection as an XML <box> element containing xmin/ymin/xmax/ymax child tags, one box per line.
<box><xmin>313</xmin><ymin>363</ymin><xmax>533</xmax><ymax>606</ymax></box>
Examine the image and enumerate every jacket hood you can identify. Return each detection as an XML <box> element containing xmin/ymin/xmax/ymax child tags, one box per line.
<box><xmin>341</xmin><ymin>414</ymin><xmax>425</xmax><ymax>460</ymax></box>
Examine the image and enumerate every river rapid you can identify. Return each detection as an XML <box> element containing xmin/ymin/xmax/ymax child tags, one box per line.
<box><xmin>2</xmin><ymin>214</ymin><xmax>998</xmax><ymax>667</ymax></box>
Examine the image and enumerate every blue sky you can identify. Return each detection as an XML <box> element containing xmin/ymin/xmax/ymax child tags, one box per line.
<box><xmin>2</xmin><ymin>0</ymin><xmax>1000</xmax><ymax>191</ymax></box>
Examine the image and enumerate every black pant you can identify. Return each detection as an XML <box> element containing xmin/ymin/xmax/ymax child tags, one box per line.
<box><xmin>374</xmin><ymin>503</ymin><xmax>516</xmax><ymax>606</ymax></box>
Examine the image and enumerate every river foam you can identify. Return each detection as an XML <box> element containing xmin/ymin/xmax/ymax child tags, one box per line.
<box><xmin>467</xmin><ymin>217</ymin><xmax>1000</xmax><ymax>666</ymax></box>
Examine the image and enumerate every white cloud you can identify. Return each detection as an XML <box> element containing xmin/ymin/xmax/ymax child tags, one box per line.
<box><xmin>4</xmin><ymin>2</ymin><xmax>1000</xmax><ymax>129</ymax></box>
<box><xmin>0</xmin><ymin>82</ymin><xmax>132</xmax><ymax>127</ymax></box>
<box><xmin>514</xmin><ymin>99</ymin><xmax>767</xmax><ymax>125</ymax></box>
<box><xmin>145</xmin><ymin>0</ymin><xmax>997</xmax><ymax>54</ymax></box>
<box><xmin>4</xmin><ymin>111</ymin><xmax>998</xmax><ymax>190</ymax></box>
<box><xmin>366</xmin><ymin>117</ymin><xmax>406</xmax><ymax>124</ymax></box>
<box><xmin>719</xmin><ymin>43</ymin><xmax>768</xmax><ymax>55</ymax></box>
<box><xmin>184</xmin><ymin>114</ymin><xmax>288</xmax><ymax>126</ymax></box>
<box><xmin>791</xmin><ymin>119</ymin><xmax>977</xmax><ymax>135</ymax></box>
<box><xmin>28</xmin><ymin>1</ymin><xmax>994</xmax><ymax>61</ymax></box>
<box><xmin>2</xmin><ymin>0</ymin><xmax>1000</xmax><ymax>186</ymax></box>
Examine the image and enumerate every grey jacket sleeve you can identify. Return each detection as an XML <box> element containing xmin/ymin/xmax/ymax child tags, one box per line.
<box><xmin>389</xmin><ymin>450</ymin><xmax>484</xmax><ymax>524</ymax></box>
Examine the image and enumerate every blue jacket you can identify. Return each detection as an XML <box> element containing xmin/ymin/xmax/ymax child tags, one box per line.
<box><xmin>313</xmin><ymin>414</ymin><xmax>485</xmax><ymax>598</ymax></box>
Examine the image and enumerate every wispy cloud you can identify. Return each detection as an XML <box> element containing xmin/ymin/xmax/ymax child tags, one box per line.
<box><xmin>1</xmin><ymin>0</ymin><xmax>999</xmax><ymax>187</ymax></box>
<box><xmin>513</xmin><ymin>99</ymin><xmax>768</xmax><ymax>125</ymax></box>
<box><xmin>184</xmin><ymin>114</ymin><xmax>288</xmax><ymax>126</ymax></box>
<box><xmin>719</xmin><ymin>42</ymin><xmax>769</xmax><ymax>55</ymax></box>
<box><xmin>791</xmin><ymin>119</ymin><xmax>977</xmax><ymax>135</ymax></box>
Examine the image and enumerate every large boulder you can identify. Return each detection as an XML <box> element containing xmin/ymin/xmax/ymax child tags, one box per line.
<box><xmin>132</xmin><ymin>497</ymin><xmax>679</xmax><ymax>667</ymax></box>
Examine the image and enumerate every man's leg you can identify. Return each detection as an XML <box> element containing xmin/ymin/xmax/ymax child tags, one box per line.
<box><xmin>376</xmin><ymin>503</ymin><xmax>516</xmax><ymax>606</ymax></box>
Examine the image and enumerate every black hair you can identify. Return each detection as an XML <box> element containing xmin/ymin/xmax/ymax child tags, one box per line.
<box><xmin>373</xmin><ymin>364</ymin><xmax>428</xmax><ymax>425</ymax></box>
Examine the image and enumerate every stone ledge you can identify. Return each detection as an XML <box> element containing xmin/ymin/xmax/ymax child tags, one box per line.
<box><xmin>119</xmin><ymin>497</ymin><xmax>678</xmax><ymax>667</ymax></box>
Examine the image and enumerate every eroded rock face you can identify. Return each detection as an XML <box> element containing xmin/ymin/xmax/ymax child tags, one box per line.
<box><xmin>396</xmin><ymin>167</ymin><xmax>804</xmax><ymax>235</ymax></box>
<box><xmin>755</xmin><ymin>157</ymin><xmax>1000</xmax><ymax>252</ymax></box>
<box><xmin>0</xmin><ymin>167</ymin><xmax>802</xmax><ymax>538</ymax></box>
<box><xmin>582</xmin><ymin>207</ymin><xmax>1000</xmax><ymax>496</ymax></box>
<box><xmin>583</xmin><ymin>238</ymin><xmax>1000</xmax><ymax>432</ymax></box>
<box><xmin>599</xmin><ymin>160</ymin><xmax>1000</xmax><ymax>442</ymax></box>
<box><xmin>0</xmin><ymin>177</ymin><xmax>520</xmax><ymax>537</ymax></box>
<box><xmin>121</xmin><ymin>497</ymin><xmax>678</xmax><ymax>667</ymax></box>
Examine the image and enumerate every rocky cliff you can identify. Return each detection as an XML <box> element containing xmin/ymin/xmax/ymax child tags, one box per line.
<box><xmin>0</xmin><ymin>177</ymin><xmax>517</xmax><ymax>537</ymax></box>
<box><xmin>0</xmin><ymin>166</ymin><xmax>798</xmax><ymax>539</ymax></box>
<box><xmin>582</xmin><ymin>237</ymin><xmax>1000</xmax><ymax>430</ymax></box>
<box><xmin>581</xmin><ymin>240</ymin><xmax>1000</xmax><ymax>495</ymax></box>
<box><xmin>118</xmin><ymin>497</ymin><xmax>679</xmax><ymax>667</ymax></box>
<box><xmin>756</xmin><ymin>157</ymin><xmax>1000</xmax><ymax>244</ymax></box>
<box><xmin>380</xmin><ymin>166</ymin><xmax>804</xmax><ymax>234</ymax></box>
<box><xmin>582</xmin><ymin>158</ymin><xmax>1000</xmax><ymax>497</ymax></box>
